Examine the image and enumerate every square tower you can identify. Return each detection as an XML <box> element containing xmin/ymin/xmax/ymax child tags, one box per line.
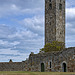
<box><xmin>45</xmin><ymin>0</ymin><xmax>65</xmax><ymax>45</ymax></box>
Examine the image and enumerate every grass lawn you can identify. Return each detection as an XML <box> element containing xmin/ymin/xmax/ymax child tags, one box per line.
<box><xmin>0</xmin><ymin>71</ymin><xmax>75</xmax><ymax>75</ymax></box>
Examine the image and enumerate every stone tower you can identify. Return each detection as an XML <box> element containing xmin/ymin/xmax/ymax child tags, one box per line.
<box><xmin>45</xmin><ymin>0</ymin><xmax>65</xmax><ymax>45</ymax></box>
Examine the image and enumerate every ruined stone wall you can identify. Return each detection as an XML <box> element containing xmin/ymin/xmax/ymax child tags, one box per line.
<box><xmin>0</xmin><ymin>62</ymin><xmax>25</xmax><ymax>71</ymax></box>
<box><xmin>28</xmin><ymin>48</ymin><xmax>75</xmax><ymax>72</ymax></box>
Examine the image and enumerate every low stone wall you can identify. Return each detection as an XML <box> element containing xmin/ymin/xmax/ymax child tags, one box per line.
<box><xmin>0</xmin><ymin>62</ymin><xmax>25</xmax><ymax>71</ymax></box>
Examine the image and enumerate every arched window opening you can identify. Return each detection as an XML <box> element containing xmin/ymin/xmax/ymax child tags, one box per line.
<box><xmin>63</xmin><ymin>63</ymin><xmax>67</xmax><ymax>72</ymax></box>
<box><xmin>41</xmin><ymin>63</ymin><xmax>45</xmax><ymax>72</ymax></box>
<box><xmin>59</xmin><ymin>4</ymin><xmax>62</xmax><ymax>10</ymax></box>
<box><xmin>49</xmin><ymin>0</ymin><xmax>51</xmax><ymax>2</ymax></box>
<box><xmin>49</xmin><ymin>4</ymin><xmax>52</xmax><ymax>9</ymax></box>
<box><xmin>50</xmin><ymin>62</ymin><xmax>51</xmax><ymax>68</ymax></box>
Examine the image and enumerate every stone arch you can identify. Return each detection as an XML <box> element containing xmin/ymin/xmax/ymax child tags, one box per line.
<box><xmin>41</xmin><ymin>63</ymin><xmax>45</xmax><ymax>72</ymax></box>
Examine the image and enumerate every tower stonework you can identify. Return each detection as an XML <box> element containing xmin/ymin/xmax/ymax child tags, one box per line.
<box><xmin>45</xmin><ymin>0</ymin><xmax>65</xmax><ymax>45</ymax></box>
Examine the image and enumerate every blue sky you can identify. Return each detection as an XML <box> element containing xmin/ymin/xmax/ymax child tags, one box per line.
<box><xmin>0</xmin><ymin>0</ymin><xmax>75</xmax><ymax>62</ymax></box>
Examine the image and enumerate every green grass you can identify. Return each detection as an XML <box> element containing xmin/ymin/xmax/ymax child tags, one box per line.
<box><xmin>0</xmin><ymin>71</ymin><xmax>75</xmax><ymax>75</ymax></box>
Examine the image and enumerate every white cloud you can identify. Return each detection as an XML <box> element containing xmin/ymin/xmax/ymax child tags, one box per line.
<box><xmin>0</xmin><ymin>0</ymin><xmax>44</xmax><ymax>18</ymax></box>
<box><xmin>66</xmin><ymin>0</ymin><xmax>75</xmax><ymax>8</ymax></box>
<box><xmin>0</xmin><ymin>40</ymin><xmax>20</xmax><ymax>46</ymax></box>
<box><xmin>66</xmin><ymin>7</ymin><xmax>75</xmax><ymax>19</ymax></box>
<box><xmin>8</xmin><ymin>29</ymin><xmax>38</xmax><ymax>39</ymax></box>
<box><xmin>0</xmin><ymin>48</ymin><xmax>29</xmax><ymax>62</ymax></box>
<box><xmin>0</xmin><ymin>40</ymin><xmax>8</xmax><ymax>45</ymax></box>
<box><xmin>66</xmin><ymin>6</ymin><xmax>75</xmax><ymax>47</ymax></box>
<box><xmin>19</xmin><ymin>15</ymin><xmax>44</xmax><ymax>36</ymax></box>
<box><xmin>10</xmin><ymin>41</ymin><xmax>20</xmax><ymax>45</ymax></box>
<box><xmin>0</xmin><ymin>23</ymin><xmax>44</xmax><ymax>62</ymax></box>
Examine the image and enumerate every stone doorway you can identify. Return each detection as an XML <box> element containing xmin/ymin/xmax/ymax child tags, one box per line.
<box><xmin>41</xmin><ymin>63</ymin><xmax>45</xmax><ymax>72</ymax></box>
<box><xmin>63</xmin><ymin>63</ymin><xmax>67</xmax><ymax>72</ymax></box>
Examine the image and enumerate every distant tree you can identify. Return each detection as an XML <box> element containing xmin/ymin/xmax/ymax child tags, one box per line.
<box><xmin>40</xmin><ymin>41</ymin><xmax>65</xmax><ymax>53</ymax></box>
